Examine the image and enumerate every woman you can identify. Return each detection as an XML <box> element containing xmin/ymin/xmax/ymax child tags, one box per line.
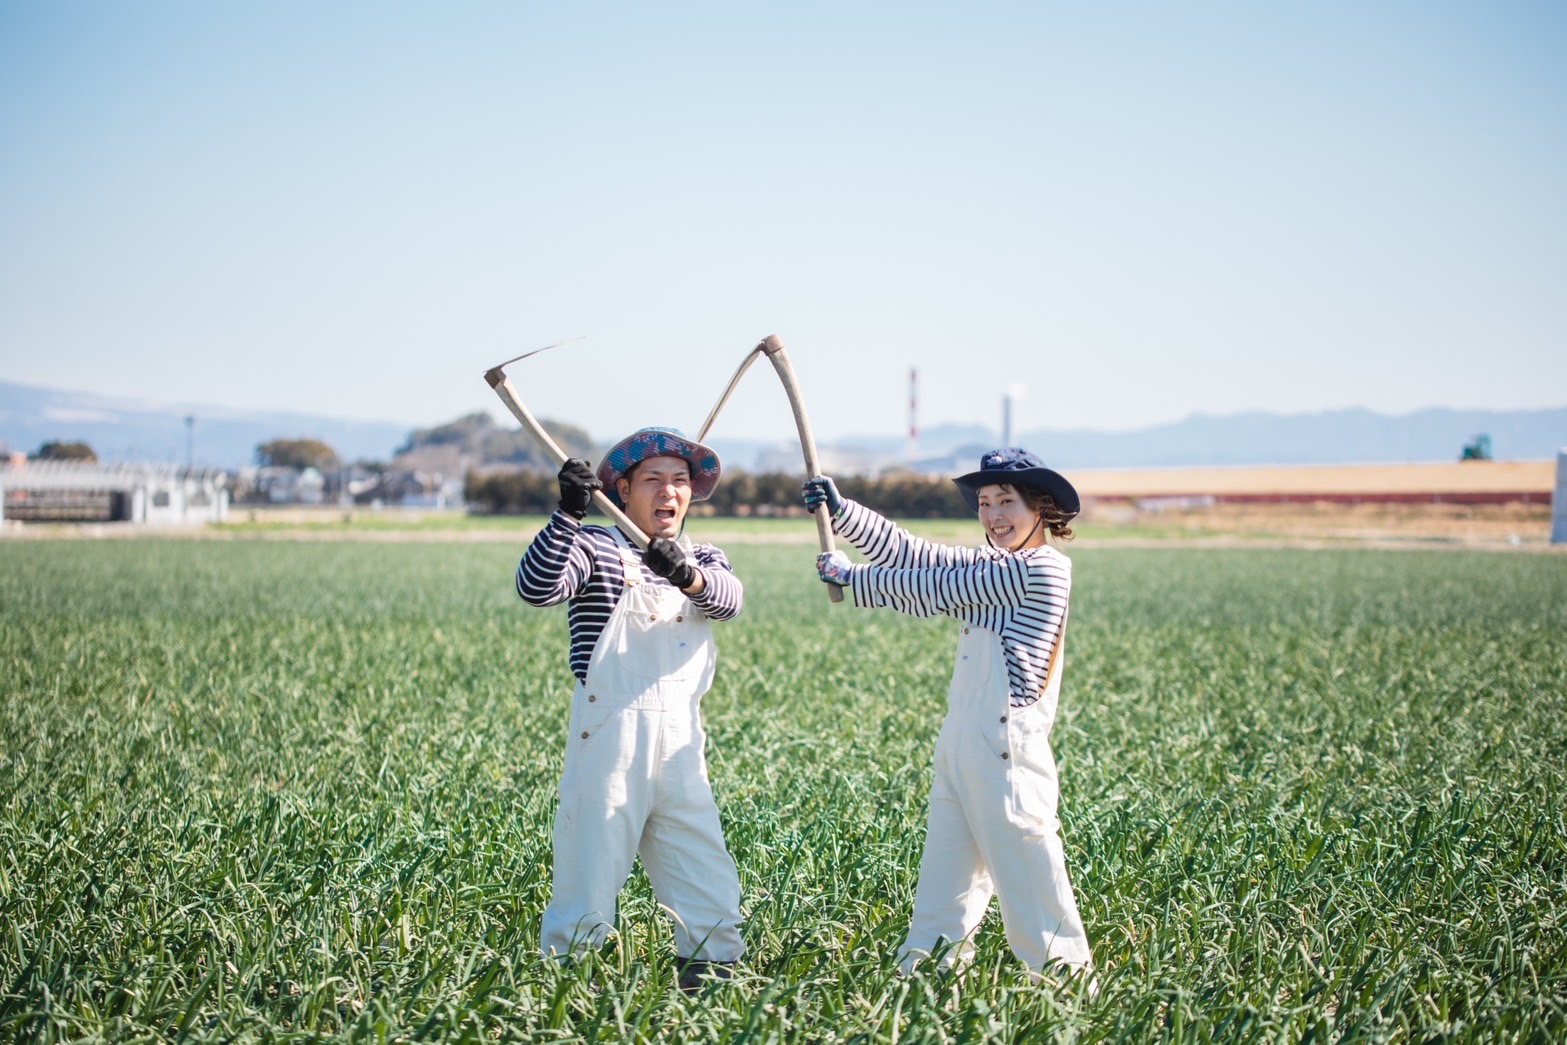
<box><xmin>803</xmin><ymin>448</ymin><xmax>1093</xmax><ymax>981</ymax></box>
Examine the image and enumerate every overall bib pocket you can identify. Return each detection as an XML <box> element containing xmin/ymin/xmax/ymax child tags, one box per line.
<box><xmin>603</xmin><ymin>533</ymin><xmax>712</xmax><ymax>685</ymax></box>
<box><xmin>613</xmin><ymin>600</ymin><xmax>707</xmax><ymax>683</ymax></box>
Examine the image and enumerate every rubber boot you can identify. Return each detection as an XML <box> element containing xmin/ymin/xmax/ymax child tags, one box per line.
<box><xmin>676</xmin><ymin>958</ymin><xmax>736</xmax><ymax>994</ymax></box>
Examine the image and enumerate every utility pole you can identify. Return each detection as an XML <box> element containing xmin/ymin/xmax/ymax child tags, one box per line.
<box><xmin>185</xmin><ymin>416</ymin><xmax>195</xmax><ymax>470</ymax></box>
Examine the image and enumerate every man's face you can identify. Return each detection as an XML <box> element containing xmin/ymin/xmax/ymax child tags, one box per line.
<box><xmin>617</xmin><ymin>456</ymin><xmax>693</xmax><ymax>540</ymax></box>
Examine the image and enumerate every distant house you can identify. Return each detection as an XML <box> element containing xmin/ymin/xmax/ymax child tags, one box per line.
<box><xmin>754</xmin><ymin>442</ymin><xmax>895</xmax><ymax>477</ymax></box>
<box><xmin>240</xmin><ymin>465</ymin><xmax>330</xmax><ymax>505</ymax></box>
<box><xmin>0</xmin><ymin>458</ymin><xmax>229</xmax><ymax>525</ymax></box>
<box><xmin>350</xmin><ymin>469</ymin><xmax>464</xmax><ymax>508</ymax></box>
<box><xmin>276</xmin><ymin>466</ymin><xmax>326</xmax><ymax>505</ymax></box>
<box><xmin>352</xmin><ymin>470</ymin><xmax>425</xmax><ymax>507</ymax></box>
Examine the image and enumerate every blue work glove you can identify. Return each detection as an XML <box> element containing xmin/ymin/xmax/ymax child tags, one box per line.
<box><xmin>817</xmin><ymin>550</ymin><xmax>854</xmax><ymax>586</ymax></box>
<box><xmin>645</xmin><ymin>537</ymin><xmax>698</xmax><ymax>589</ymax></box>
<box><xmin>557</xmin><ymin>458</ymin><xmax>601</xmax><ymax>519</ymax></box>
<box><xmin>801</xmin><ymin>476</ymin><xmax>845</xmax><ymax>517</ymax></box>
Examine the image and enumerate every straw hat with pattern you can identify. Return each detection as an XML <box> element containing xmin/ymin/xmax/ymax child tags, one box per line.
<box><xmin>596</xmin><ymin>427</ymin><xmax>722</xmax><ymax>507</ymax></box>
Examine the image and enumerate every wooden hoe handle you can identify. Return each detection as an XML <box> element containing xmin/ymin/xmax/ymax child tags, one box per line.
<box><xmin>484</xmin><ymin>367</ymin><xmax>651</xmax><ymax>550</ymax></box>
<box><xmin>757</xmin><ymin>336</ymin><xmax>844</xmax><ymax>604</ymax></box>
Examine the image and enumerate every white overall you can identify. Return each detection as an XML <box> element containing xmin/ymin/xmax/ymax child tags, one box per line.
<box><xmin>899</xmin><ymin>622</ymin><xmax>1092</xmax><ymax>975</ymax></box>
<box><xmin>539</xmin><ymin>532</ymin><xmax>745</xmax><ymax>963</ymax></box>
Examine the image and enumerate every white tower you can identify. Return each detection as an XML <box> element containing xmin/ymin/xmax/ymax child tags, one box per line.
<box><xmin>1002</xmin><ymin>384</ymin><xmax>1026</xmax><ymax>448</ymax></box>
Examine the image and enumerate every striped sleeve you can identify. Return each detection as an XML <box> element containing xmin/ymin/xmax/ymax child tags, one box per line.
<box><xmin>844</xmin><ymin>553</ymin><xmax>1036</xmax><ymax>618</ymax></box>
<box><xmin>688</xmin><ymin>544</ymin><xmax>743</xmax><ymax>621</ymax></box>
<box><xmin>832</xmin><ymin>499</ymin><xmax>980</xmax><ymax>570</ymax></box>
<box><xmin>516</xmin><ymin>511</ymin><xmax>595</xmax><ymax>606</ymax></box>
<box><xmin>516</xmin><ymin>516</ymin><xmax>622</xmax><ymax>681</ymax></box>
<box><xmin>840</xmin><ymin>546</ymin><xmax>1072</xmax><ymax>707</ymax></box>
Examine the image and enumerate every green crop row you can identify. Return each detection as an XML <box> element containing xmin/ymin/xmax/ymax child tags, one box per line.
<box><xmin>1</xmin><ymin>535</ymin><xmax>1564</xmax><ymax>1042</ymax></box>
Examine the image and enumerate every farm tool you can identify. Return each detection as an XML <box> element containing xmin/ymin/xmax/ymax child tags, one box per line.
<box><xmin>484</xmin><ymin>334</ymin><xmax>842</xmax><ymax>601</ymax></box>
<box><xmin>484</xmin><ymin>338</ymin><xmax>650</xmax><ymax>548</ymax></box>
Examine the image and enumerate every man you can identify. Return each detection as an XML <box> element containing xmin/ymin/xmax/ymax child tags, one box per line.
<box><xmin>516</xmin><ymin>426</ymin><xmax>744</xmax><ymax>992</ymax></box>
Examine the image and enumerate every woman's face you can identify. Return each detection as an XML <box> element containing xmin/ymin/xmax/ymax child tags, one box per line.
<box><xmin>975</xmin><ymin>483</ymin><xmax>1044</xmax><ymax>551</ymax></box>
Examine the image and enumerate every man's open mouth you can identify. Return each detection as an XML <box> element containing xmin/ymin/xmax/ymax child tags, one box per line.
<box><xmin>655</xmin><ymin>508</ymin><xmax>678</xmax><ymax>523</ymax></box>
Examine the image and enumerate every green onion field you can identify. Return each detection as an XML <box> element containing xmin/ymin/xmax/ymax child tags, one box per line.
<box><xmin>2</xmin><ymin>525</ymin><xmax>1564</xmax><ymax>1042</ymax></box>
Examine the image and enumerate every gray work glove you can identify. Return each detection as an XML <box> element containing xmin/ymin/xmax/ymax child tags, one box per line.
<box><xmin>801</xmin><ymin>475</ymin><xmax>845</xmax><ymax>517</ymax></box>
<box><xmin>557</xmin><ymin>459</ymin><xmax>601</xmax><ymax>519</ymax></box>
<box><xmin>644</xmin><ymin>537</ymin><xmax>697</xmax><ymax>589</ymax></box>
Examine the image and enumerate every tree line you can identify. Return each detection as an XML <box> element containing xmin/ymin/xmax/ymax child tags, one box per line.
<box><xmin>465</xmin><ymin>469</ymin><xmax>972</xmax><ymax>518</ymax></box>
<box><xmin>24</xmin><ymin>441</ymin><xmax>98</xmax><ymax>462</ymax></box>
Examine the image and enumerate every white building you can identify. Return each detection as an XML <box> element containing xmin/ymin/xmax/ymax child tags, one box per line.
<box><xmin>0</xmin><ymin>458</ymin><xmax>229</xmax><ymax>526</ymax></box>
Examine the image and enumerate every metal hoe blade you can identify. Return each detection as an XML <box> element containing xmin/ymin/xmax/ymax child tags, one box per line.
<box><xmin>486</xmin><ymin>335</ymin><xmax>586</xmax><ymax>374</ymax></box>
<box><xmin>482</xmin><ymin>337</ymin><xmax>650</xmax><ymax>549</ymax></box>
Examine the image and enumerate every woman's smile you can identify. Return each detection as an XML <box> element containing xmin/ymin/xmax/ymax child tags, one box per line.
<box><xmin>976</xmin><ymin>484</ymin><xmax>1043</xmax><ymax>551</ymax></box>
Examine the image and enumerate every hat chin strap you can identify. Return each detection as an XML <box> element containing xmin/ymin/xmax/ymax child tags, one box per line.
<box><xmin>984</xmin><ymin>513</ymin><xmax>1045</xmax><ymax>553</ymax></box>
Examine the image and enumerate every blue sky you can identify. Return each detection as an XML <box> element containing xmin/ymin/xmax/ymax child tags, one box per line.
<box><xmin>2</xmin><ymin>1</ymin><xmax>1563</xmax><ymax>445</ymax></box>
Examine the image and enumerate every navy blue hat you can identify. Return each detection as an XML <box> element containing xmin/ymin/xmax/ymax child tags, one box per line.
<box><xmin>952</xmin><ymin>448</ymin><xmax>1079</xmax><ymax>516</ymax></box>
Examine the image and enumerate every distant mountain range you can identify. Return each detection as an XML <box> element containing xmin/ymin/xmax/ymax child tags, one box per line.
<box><xmin>711</xmin><ymin>408</ymin><xmax>1567</xmax><ymax>473</ymax></box>
<box><xmin>958</xmin><ymin>407</ymin><xmax>1565</xmax><ymax>469</ymax></box>
<box><xmin>2</xmin><ymin>379</ymin><xmax>1563</xmax><ymax>472</ymax></box>
<box><xmin>0</xmin><ymin>381</ymin><xmax>410</xmax><ymax>469</ymax></box>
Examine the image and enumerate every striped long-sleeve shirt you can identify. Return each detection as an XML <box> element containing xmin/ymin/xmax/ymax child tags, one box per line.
<box><xmin>516</xmin><ymin>511</ymin><xmax>743</xmax><ymax>681</ymax></box>
<box><xmin>831</xmin><ymin>499</ymin><xmax>1070</xmax><ymax>708</ymax></box>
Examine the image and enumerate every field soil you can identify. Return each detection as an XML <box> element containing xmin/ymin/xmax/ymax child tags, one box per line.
<box><xmin>1082</xmin><ymin>500</ymin><xmax>1557</xmax><ymax>549</ymax></box>
<box><xmin>1072</xmin><ymin>459</ymin><xmax>1555</xmax><ymax>498</ymax></box>
<box><xmin>1072</xmin><ymin>459</ymin><xmax>1559</xmax><ymax>549</ymax></box>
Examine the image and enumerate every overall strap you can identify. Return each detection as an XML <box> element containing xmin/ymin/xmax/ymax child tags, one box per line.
<box><xmin>607</xmin><ymin>527</ymin><xmax>642</xmax><ymax>587</ymax></box>
<box><xmin>1038</xmin><ymin>607</ymin><xmax>1069</xmax><ymax>699</ymax></box>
